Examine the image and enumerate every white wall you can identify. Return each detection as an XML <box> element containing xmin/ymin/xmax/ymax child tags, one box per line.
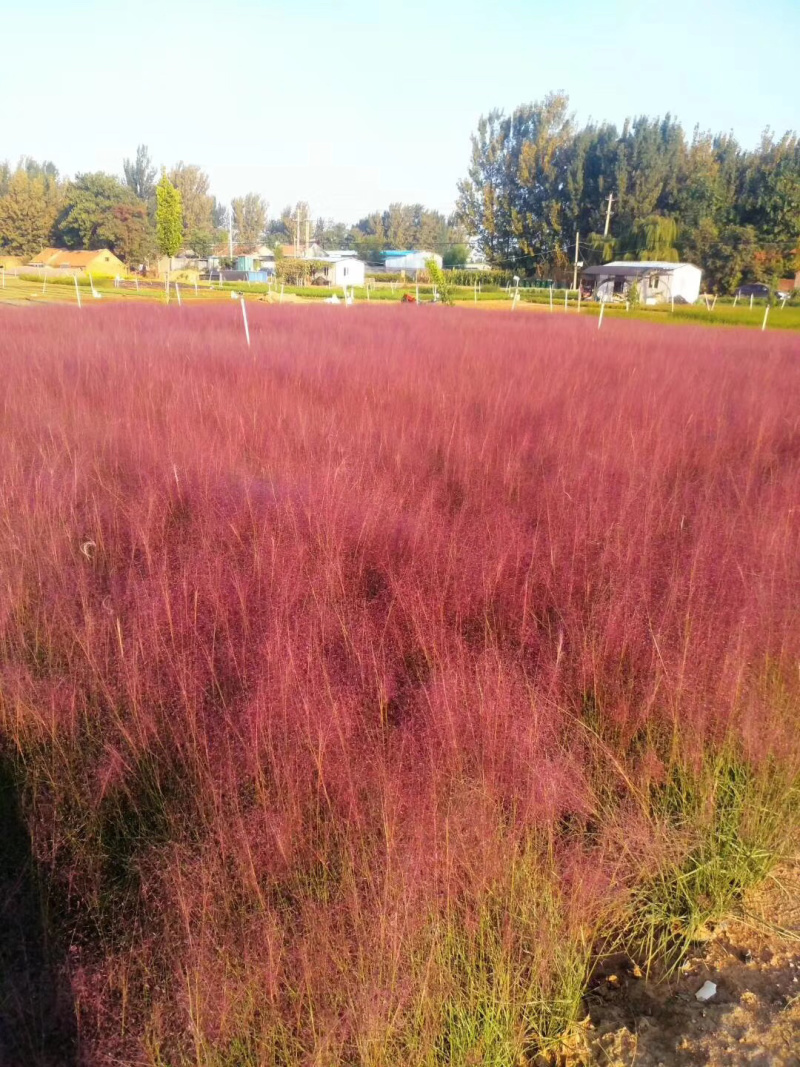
<box><xmin>668</xmin><ymin>265</ymin><xmax>702</xmax><ymax>303</ymax></box>
<box><xmin>331</xmin><ymin>259</ymin><xmax>365</xmax><ymax>287</ymax></box>
<box><xmin>593</xmin><ymin>264</ymin><xmax>702</xmax><ymax>304</ymax></box>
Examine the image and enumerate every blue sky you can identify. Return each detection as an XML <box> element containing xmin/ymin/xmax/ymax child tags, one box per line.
<box><xmin>2</xmin><ymin>0</ymin><xmax>798</xmax><ymax>223</ymax></box>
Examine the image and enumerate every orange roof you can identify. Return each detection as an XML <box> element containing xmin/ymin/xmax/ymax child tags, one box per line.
<box><xmin>30</xmin><ymin>248</ymin><xmax>123</xmax><ymax>268</ymax></box>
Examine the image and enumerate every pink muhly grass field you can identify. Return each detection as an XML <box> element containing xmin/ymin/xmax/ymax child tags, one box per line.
<box><xmin>0</xmin><ymin>303</ymin><xmax>799</xmax><ymax>1064</ymax></box>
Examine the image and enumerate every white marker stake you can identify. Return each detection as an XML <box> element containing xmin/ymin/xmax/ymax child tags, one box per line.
<box><xmin>749</xmin><ymin>294</ymin><xmax>753</xmax><ymax>310</ymax></box>
<box><xmin>241</xmin><ymin>297</ymin><xmax>250</xmax><ymax>346</ymax></box>
<box><xmin>671</xmin><ymin>295</ymin><xmax>675</xmax><ymax>313</ymax></box>
<box><xmin>733</xmin><ymin>293</ymin><xmax>738</xmax><ymax>307</ymax></box>
<box><xmin>564</xmin><ymin>290</ymin><xmax>568</xmax><ymax>311</ymax></box>
<box><xmin>577</xmin><ymin>288</ymin><xmax>582</xmax><ymax>313</ymax></box>
<box><xmin>598</xmin><ymin>300</ymin><xmax>605</xmax><ymax>330</ymax></box>
<box><xmin>135</xmin><ymin>277</ymin><xmax>139</xmax><ymax>292</ymax></box>
<box><xmin>175</xmin><ymin>282</ymin><xmax>181</xmax><ymax>307</ymax></box>
<box><xmin>195</xmin><ymin>280</ymin><xmax>198</xmax><ymax>295</ymax></box>
<box><xmin>712</xmin><ymin>294</ymin><xmax>718</xmax><ymax>310</ymax></box>
<box><xmin>1</xmin><ymin>266</ymin><xmax>5</xmax><ymax>288</ymax></box>
<box><xmin>74</xmin><ymin>274</ymin><xmax>82</xmax><ymax>308</ymax></box>
<box><xmin>42</xmin><ymin>272</ymin><xmax>47</xmax><ymax>295</ymax></box>
<box><xmin>762</xmin><ymin>305</ymin><xmax>769</xmax><ymax>331</ymax></box>
<box><xmin>549</xmin><ymin>285</ymin><xmax>553</xmax><ymax>312</ymax></box>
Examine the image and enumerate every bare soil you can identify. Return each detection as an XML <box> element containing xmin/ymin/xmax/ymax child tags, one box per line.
<box><xmin>552</xmin><ymin>864</ymin><xmax>800</xmax><ymax>1066</ymax></box>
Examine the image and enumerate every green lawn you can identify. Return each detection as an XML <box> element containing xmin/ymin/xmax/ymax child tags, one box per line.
<box><xmin>590</xmin><ymin>301</ymin><xmax>800</xmax><ymax>331</ymax></box>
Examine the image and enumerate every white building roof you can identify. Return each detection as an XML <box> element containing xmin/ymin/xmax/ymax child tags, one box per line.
<box><xmin>583</xmin><ymin>260</ymin><xmax>700</xmax><ymax>277</ymax></box>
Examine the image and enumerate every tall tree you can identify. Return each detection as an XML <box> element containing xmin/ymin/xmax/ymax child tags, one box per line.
<box><xmin>458</xmin><ymin>93</ymin><xmax>575</xmax><ymax>273</ymax></box>
<box><xmin>168</xmin><ymin>163</ymin><xmax>214</xmax><ymax>241</ymax></box>
<box><xmin>232</xmin><ymin>193</ymin><xmax>268</xmax><ymax>252</ymax></box>
<box><xmin>739</xmin><ymin>131</ymin><xmax>800</xmax><ymax>277</ymax></box>
<box><xmin>123</xmin><ymin>145</ymin><xmax>157</xmax><ymax>201</ymax></box>
<box><xmin>384</xmin><ymin>203</ymin><xmax>415</xmax><ymax>248</ymax></box>
<box><xmin>155</xmin><ymin>171</ymin><xmax>183</xmax><ymax>259</ymax></box>
<box><xmin>0</xmin><ymin>167</ymin><xmax>62</xmax><ymax>256</ymax></box>
<box><xmin>313</xmin><ymin>217</ymin><xmax>352</xmax><ymax>249</ymax></box>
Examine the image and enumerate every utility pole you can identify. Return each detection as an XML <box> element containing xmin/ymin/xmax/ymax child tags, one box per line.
<box><xmin>572</xmin><ymin>231</ymin><xmax>580</xmax><ymax>291</ymax></box>
<box><xmin>295</xmin><ymin>206</ymin><xmax>301</xmax><ymax>257</ymax></box>
<box><xmin>228</xmin><ymin>203</ymin><xmax>233</xmax><ymax>258</ymax></box>
<box><xmin>603</xmin><ymin>193</ymin><xmax>614</xmax><ymax>238</ymax></box>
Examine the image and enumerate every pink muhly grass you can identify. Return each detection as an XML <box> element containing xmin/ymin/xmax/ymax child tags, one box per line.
<box><xmin>0</xmin><ymin>303</ymin><xmax>798</xmax><ymax>1061</ymax></box>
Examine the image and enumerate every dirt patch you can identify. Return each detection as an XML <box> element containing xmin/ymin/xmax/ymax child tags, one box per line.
<box><xmin>551</xmin><ymin>864</ymin><xmax>800</xmax><ymax>1066</ymax></box>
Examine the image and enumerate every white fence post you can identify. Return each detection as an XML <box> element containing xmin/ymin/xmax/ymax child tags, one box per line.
<box><xmin>241</xmin><ymin>297</ymin><xmax>251</xmax><ymax>346</ymax></box>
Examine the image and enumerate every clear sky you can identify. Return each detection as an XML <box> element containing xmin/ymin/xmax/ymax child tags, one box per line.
<box><xmin>2</xmin><ymin>0</ymin><xmax>798</xmax><ymax>224</ymax></box>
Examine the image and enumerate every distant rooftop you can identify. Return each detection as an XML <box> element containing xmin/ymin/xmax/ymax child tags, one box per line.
<box><xmin>582</xmin><ymin>260</ymin><xmax>696</xmax><ymax>277</ymax></box>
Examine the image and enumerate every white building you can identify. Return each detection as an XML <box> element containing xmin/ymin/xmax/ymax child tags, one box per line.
<box><xmin>383</xmin><ymin>250</ymin><xmax>443</xmax><ymax>273</ymax></box>
<box><xmin>582</xmin><ymin>261</ymin><xmax>702</xmax><ymax>305</ymax></box>
<box><xmin>314</xmin><ymin>256</ymin><xmax>365</xmax><ymax>288</ymax></box>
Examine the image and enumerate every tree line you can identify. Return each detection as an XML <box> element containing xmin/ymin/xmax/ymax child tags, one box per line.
<box><xmin>458</xmin><ymin>93</ymin><xmax>800</xmax><ymax>292</ymax></box>
<box><xmin>0</xmin><ymin>147</ymin><xmax>465</xmax><ymax>267</ymax></box>
<box><xmin>0</xmin><ymin>149</ymin><xmax>267</xmax><ymax>265</ymax></box>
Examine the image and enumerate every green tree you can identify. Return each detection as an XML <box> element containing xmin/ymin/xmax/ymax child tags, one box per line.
<box><xmin>188</xmin><ymin>229</ymin><xmax>216</xmax><ymax>258</ymax></box>
<box><xmin>155</xmin><ymin>171</ymin><xmax>183</xmax><ymax>259</ymax></box>
<box><xmin>168</xmin><ymin>163</ymin><xmax>214</xmax><ymax>240</ymax></box>
<box><xmin>426</xmin><ymin>258</ymin><xmax>453</xmax><ymax>305</ymax></box>
<box><xmin>682</xmin><ymin>220</ymin><xmax>760</xmax><ymax>293</ymax></box>
<box><xmin>232</xmin><ymin>193</ymin><xmax>268</xmax><ymax>252</ymax></box>
<box><xmin>627</xmin><ymin>215</ymin><xmax>679</xmax><ymax>261</ymax></box>
<box><xmin>123</xmin><ymin>144</ymin><xmax>157</xmax><ymax>201</ymax></box>
<box><xmin>457</xmin><ymin>92</ymin><xmax>575</xmax><ymax>273</ymax></box>
<box><xmin>0</xmin><ymin>167</ymin><xmax>62</xmax><ymax>256</ymax></box>
<box><xmin>313</xmin><ymin>217</ymin><xmax>352</xmax><ymax>249</ymax></box>
<box><xmin>384</xmin><ymin>202</ymin><xmax>415</xmax><ymax>248</ymax></box>
<box><xmin>739</xmin><ymin>131</ymin><xmax>800</xmax><ymax>277</ymax></box>
<box><xmin>443</xmin><ymin>243</ymin><xmax>469</xmax><ymax>267</ymax></box>
<box><xmin>103</xmin><ymin>202</ymin><xmax>154</xmax><ymax>266</ymax></box>
<box><xmin>56</xmin><ymin>172</ymin><xmax>141</xmax><ymax>250</ymax></box>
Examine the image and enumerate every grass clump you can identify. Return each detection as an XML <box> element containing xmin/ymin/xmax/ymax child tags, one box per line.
<box><xmin>629</xmin><ymin>753</ymin><xmax>800</xmax><ymax>973</ymax></box>
<box><xmin>433</xmin><ymin>857</ymin><xmax>593</xmax><ymax>1064</ymax></box>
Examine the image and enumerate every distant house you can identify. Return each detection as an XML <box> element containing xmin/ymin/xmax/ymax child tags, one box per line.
<box><xmin>383</xmin><ymin>250</ymin><xmax>443</xmax><ymax>273</ymax></box>
<box><xmin>29</xmin><ymin>248</ymin><xmax>127</xmax><ymax>276</ymax></box>
<box><xmin>581</xmin><ymin>261</ymin><xmax>702</xmax><ymax>304</ymax></box>
<box><xmin>280</xmin><ymin>242</ymin><xmax>325</xmax><ymax>260</ymax></box>
<box><xmin>313</xmin><ymin>256</ymin><xmax>365</xmax><ymax>288</ymax></box>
